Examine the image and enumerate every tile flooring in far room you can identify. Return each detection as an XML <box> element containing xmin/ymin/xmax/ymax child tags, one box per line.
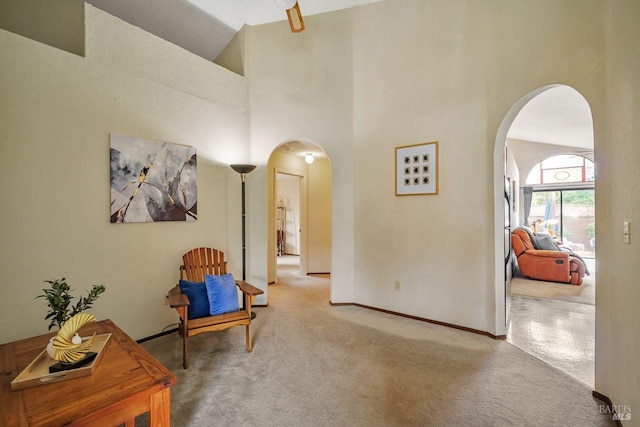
<box><xmin>507</xmin><ymin>294</ymin><xmax>595</xmax><ymax>387</ymax></box>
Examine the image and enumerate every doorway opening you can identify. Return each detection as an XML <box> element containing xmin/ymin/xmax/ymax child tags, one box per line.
<box><xmin>276</xmin><ymin>173</ymin><xmax>302</xmax><ymax>271</ymax></box>
<box><xmin>266</xmin><ymin>140</ymin><xmax>332</xmax><ymax>288</ymax></box>
<box><xmin>495</xmin><ymin>85</ymin><xmax>595</xmax><ymax>387</ymax></box>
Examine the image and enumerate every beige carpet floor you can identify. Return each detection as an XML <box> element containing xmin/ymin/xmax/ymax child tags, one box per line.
<box><xmin>141</xmin><ymin>265</ymin><xmax>613</xmax><ymax>426</ymax></box>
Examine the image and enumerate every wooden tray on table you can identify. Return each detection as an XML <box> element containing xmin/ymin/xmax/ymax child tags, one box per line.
<box><xmin>10</xmin><ymin>333</ymin><xmax>111</xmax><ymax>391</ymax></box>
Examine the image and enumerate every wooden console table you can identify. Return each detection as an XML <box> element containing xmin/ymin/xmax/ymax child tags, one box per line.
<box><xmin>0</xmin><ymin>319</ymin><xmax>177</xmax><ymax>426</ymax></box>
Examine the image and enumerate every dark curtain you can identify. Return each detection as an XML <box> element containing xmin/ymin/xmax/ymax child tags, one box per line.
<box><xmin>522</xmin><ymin>186</ymin><xmax>533</xmax><ymax>226</ymax></box>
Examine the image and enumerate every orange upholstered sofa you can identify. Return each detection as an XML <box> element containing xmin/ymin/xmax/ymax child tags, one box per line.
<box><xmin>511</xmin><ymin>228</ymin><xmax>586</xmax><ymax>285</ymax></box>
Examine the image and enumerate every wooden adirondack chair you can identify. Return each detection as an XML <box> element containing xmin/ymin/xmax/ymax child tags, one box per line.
<box><xmin>167</xmin><ymin>247</ymin><xmax>263</xmax><ymax>369</ymax></box>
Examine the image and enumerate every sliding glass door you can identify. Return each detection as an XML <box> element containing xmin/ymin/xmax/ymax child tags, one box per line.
<box><xmin>527</xmin><ymin>189</ymin><xmax>595</xmax><ymax>258</ymax></box>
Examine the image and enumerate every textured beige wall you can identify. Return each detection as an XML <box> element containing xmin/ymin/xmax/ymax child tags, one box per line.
<box><xmin>597</xmin><ymin>0</ymin><xmax>640</xmax><ymax>415</ymax></box>
<box><xmin>214</xmin><ymin>28</ymin><xmax>245</xmax><ymax>76</ymax></box>
<box><xmin>351</xmin><ymin>0</ymin><xmax>605</xmax><ymax>332</ymax></box>
<box><xmin>247</xmin><ymin>0</ymin><xmax>605</xmax><ymax>334</ymax></box>
<box><xmin>307</xmin><ymin>158</ymin><xmax>332</xmax><ymax>274</ymax></box>
<box><xmin>0</xmin><ymin>5</ymin><xmax>249</xmax><ymax>343</ymax></box>
<box><xmin>0</xmin><ymin>0</ymin><xmax>84</xmax><ymax>56</ymax></box>
<box><xmin>246</xmin><ymin>10</ymin><xmax>354</xmax><ymax>300</ymax></box>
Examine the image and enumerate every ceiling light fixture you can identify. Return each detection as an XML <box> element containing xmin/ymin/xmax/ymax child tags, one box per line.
<box><xmin>305</xmin><ymin>153</ymin><xmax>314</xmax><ymax>164</ymax></box>
<box><xmin>275</xmin><ymin>0</ymin><xmax>305</xmax><ymax>33</ymax></box>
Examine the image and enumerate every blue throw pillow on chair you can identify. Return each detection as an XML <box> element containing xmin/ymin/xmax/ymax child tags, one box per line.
<box><xmin>205</xmin><ymin>273</ymin><xmax>240</xmax><ymax>316</ymax></box>
<box><xmin>179</xmin><ymin>280</ymin><xmax>210</xmax><ymax>320</ymax></box>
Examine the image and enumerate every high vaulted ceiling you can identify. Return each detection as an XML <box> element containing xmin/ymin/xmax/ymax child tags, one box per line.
<box><xmin>80</xmin><ymin>0</ymin><xmax>386</xmax><ymax>61</ymax></box>
<box><xmin>78</xmin><ymin>2</ymin><xmax>594</xmax><ymax>152</ymax></box>
<box><xmin>187</xmin><ymin>0</ymin><xmax>385</xmax><ymax>30</ymax></box>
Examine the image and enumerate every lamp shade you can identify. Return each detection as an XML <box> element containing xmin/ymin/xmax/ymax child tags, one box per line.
<box><xmin>305</xmin><ymin>153</ymin><xmax>314</xmax><ymax>164</ymax></box>
<box><xmin>230</xmin><ymin>164</ymin><xmax>257</xmax><ymax>174</ymax></box>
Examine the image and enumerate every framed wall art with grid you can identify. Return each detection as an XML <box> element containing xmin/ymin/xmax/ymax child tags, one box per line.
<box><xmin>395</xmin><ymin>141</ymin><xmax>439</xmax><ymax>196</ymax></box>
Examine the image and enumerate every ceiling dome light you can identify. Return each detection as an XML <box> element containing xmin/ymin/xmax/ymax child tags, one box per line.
<box><xmin>275</xmin><ymin>0</ymin><xmax>297</xmax><ymax>9</ymax></box>
<box><xmin>305</xmin><ymin>153</ymin><xmax>314</xmax><ymax>164</ymax></box>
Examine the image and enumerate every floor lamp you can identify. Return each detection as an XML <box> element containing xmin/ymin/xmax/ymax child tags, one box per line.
<box><xmin>230</xmin><ymin>164</ymin><xmax>257</xmax><ymax>319</ymax></box>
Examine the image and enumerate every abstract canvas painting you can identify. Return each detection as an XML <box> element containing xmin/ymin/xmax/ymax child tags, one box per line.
<box><xmin>110</xmin><ymin>133</ymin><xmax>197</xmax><ymax>223</ymax></box>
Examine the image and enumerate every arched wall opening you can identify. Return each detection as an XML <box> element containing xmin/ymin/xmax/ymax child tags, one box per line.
<box><xmin>493</xmin><ymin>84</ymin><xmax>595</xmax><ymax>335</ymax></box>
<box><xmin>266</xmin><ymin>140</ymin><xmax>332</xmax><ymax>286</ymax></box>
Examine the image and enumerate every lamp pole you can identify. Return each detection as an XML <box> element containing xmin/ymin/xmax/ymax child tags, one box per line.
<box><xmin>230</xmin><ymin>164</ymin><xmax>257</xmax><ymax>317</ymax></box>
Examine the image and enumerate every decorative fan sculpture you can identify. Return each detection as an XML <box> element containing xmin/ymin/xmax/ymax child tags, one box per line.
<box><xmin>51</xmin><ymin>312</ymin><xmax>97</xmax><ymax>363</ymax></box>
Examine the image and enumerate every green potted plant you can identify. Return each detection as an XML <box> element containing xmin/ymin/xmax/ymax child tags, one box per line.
<box><xmin>36</xmin><ymin>277</ymin><xmax>107</xmax><ymax>331</ymax></box>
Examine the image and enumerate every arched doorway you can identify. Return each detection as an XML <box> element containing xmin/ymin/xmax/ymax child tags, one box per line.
<box><xmin>494</xmin><ymin>85</ymin><xmax>595</xmax><ymax>385</ymax></box>
<box><xmin>266</xmin><ymin>140</ymin><xmax>332</xmax><ymax>285</ymax></box>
